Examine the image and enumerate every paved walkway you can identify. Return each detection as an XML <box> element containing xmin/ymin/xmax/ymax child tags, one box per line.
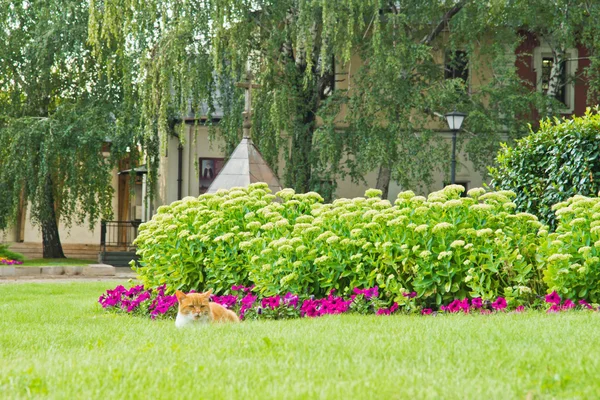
<box><xmin>0</xmin><ymin>270</ymin><xmax>137</xmax><ymax>284</ymax></box>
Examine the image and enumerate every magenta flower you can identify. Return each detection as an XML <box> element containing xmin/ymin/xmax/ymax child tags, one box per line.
<box><xmin>491</xmin><ymin>297</ymin><xmax>507</xmax><ymax>311</ymax></box>
<box><xmin>547</xmin><ymin>304</ymin><xmax>560</xmax><ymax>313</ymax></box>
<box><xmin>212</xmin><ymin>294</ymin><xmax>239</xmax><ymax>309</ymax></box>
<box><xmin>545</xmin><ymin>291</ymin><xmax>561</xmax><ymax>305</ymax></box>
<box><xmin>471</xmin><ymin>297</ymin><xmax>483</xmax><ymax>309</ymax></box>
<box><xmin>261</xmin><ymin>295</ymin><xmax>281</xmax><ymax>310</ymax></box>
<box><xmin>458</xmin><ymin>299</ymin><xmax>470</xmax><ymax>313</ymax></box>
<box><xmin>515</xmin><ymin>305</ymin><xmax>525</xmax><ymax>313</ymax></box>
<box><xmin>579</xmin><ymin>300</ymin><xmax>595</xmax><ymax>310</ymax></box>
<box><xmin>402</xmin><ymin>291</ymin><xmax>417</xmax><ymax>299</ymax></box>
<box><xmin>562</xmin><ymin>299</ymin><xmax>575</xmax><ymax>310</ymax></box>
<box><xmin>376</xmin><ymin>302</ymin><xmax>398</xmax><ymax>316</ymax></box>
<box><xmin>239</xmin><ymin>293</ymin><xmax>257</xmax><ymax>319</ymax></box>
<box><xmin>421</xmin><ymin>308</ymin><xmax>433</xmax><ymax>315</ymax></box>
<box><xmin>352</xmin><ymin>287</ymin><xmax>379</xmax><ymax>299</ymax></box>
<box><xmin>283</xmin><ymin>293</ymin><xmax>299</xmax><ymax>308</ymax></box>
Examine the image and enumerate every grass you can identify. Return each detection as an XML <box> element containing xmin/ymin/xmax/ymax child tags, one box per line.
<box><xmin>1</xmin><ymin>282</ymin><xmax>600</xmax><ymax>399</ymax></box>
<box><xmin>12</xmin><ymin>258</ymin><xmax>97</xmax><ymax>267</ymax></box>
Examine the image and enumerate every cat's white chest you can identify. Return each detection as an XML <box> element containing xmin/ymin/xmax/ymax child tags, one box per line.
<box><xmin>175</xmin><ymin>312</ymin><xmax>211</xmax><ymax>328</ymax></box>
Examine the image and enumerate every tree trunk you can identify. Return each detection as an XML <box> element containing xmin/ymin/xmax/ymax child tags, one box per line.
<box><xmin>41</xmin><ymin>174</ymin><xmax>65</xmax><ymax>259</ymax></box>
<box><xmin>375</xmin><ymin>164</ymin><xmax>392</xmax><ymax>200</ymax></box>
<box><xmin>286</xmin><ymin>109</ymin><xmax>315</xmax><ymax>193</ymax></box>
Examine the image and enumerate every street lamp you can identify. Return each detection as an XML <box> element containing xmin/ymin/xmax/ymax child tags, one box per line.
<box><xmin>444</xmin><ymin>110</ymin><xmax>467</xmax><ymax>184</ymax></box>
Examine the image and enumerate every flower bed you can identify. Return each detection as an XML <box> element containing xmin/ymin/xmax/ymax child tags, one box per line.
<box><xmin>99</xmin><ymin>285</ymin><xmax>599</xmax><ymax>320</ymax></box>
<box><xmin>0</xmin><ymin>257</ymin><xmax>23</xmax><ymax>266</ymax></box>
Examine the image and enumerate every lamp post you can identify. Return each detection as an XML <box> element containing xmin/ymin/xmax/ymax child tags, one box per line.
<box><xmin>444</xmin><ymin>111</ymin><xmax>467</xmax><ymax>185</ymax></box>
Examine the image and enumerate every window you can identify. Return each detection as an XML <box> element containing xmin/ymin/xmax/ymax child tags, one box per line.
<box><xmin>533</xmin><ymin>45</ymin><xmax>578</xmax><ymax>114</ymax></box>
<box><xmin>445</xmin><ymin>50</ymin><xmax>469</xmax><ymax>83</ymax></box>
<box><xmin>541</xmin><ymin>57</ymin><xmax>567</xmax><ymax>105</ymax></box>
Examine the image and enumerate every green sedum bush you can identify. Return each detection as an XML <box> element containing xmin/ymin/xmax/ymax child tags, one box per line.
<box><xmin>134</xmin><ymin>183</ymin><xmax>545</xmax><ymax>306</ymax></box>
<box><xmin>538</xmin><ymin>194</ymin><xmax>600</xmax><ymax>302</ymax></box>
<box><xmin>489</xmin><ymin>109</ymin><xmax>600</xmax><ymax>229</ymax></box>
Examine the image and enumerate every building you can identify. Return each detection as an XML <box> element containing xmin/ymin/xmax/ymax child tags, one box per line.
<box><xmin>0</xmin><ymin>34</ymin><xmax>593</xmax><ymax>261</ymax></box>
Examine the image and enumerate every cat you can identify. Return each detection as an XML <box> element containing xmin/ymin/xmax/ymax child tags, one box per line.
<box><xmin>175</xmin><ymin>289</ymin><xmax>240</xmax><ymax>328</ymax></box>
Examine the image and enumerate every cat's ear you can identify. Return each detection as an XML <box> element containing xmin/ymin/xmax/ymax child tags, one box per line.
<box><xmin>203</xmin><ymin>288</ymin><xmax>213</xmax><ymax>297</ymax></box>
<box><xmin>175</xmin><ymin>290</ymin><xmax>187</xmax><ymax>302</ymax></box>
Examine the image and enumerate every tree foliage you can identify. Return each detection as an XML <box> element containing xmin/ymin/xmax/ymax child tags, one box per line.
<box><xmin>87</xmin><ymin>0</ymin><xmax>600</xmax><ymax>201</ymax></box>
<box><xmin>0</xmin><ymin>0</ymin><xmax>130</xmax><ymax>256</ymax></box>
<box><xmin>489</xmin><ymin>109</ymin><xmax>600</xmax><ymax>229</ymax></box>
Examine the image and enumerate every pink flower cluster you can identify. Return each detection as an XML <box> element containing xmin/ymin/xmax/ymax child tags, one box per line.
<box><xmin>0</xmin><ymin>258</ymin><xmax>23</xmax><ymax>265</ymax></box>
<box><xmin>300</xmin><ymin>291</ymin><xmax>352</xmax><ymax>317</ymax></box>
<box><xmin>376</xmin><ymin>303</ymin><xmax>398</xmax><ymax>315</ymax></box>
<box><xmin>544</xmin><ymin>291</ymin><xmax>595</xmax><ymax>312</ymax></box>
<box><xmin>211</xmin><ymin>294</ymin><xmax>238</xmax><ymax>309</ymax></box>
<box><xmin>148</xmin><ymin>285</ymin><xmax>178</xmax><ymax>319</ymax></box>
<box><xmin>98</xmin><ymin>284</ymin><xmax>152</xmax><ymax>313</ymax></box>
<box><xmin>439</xmin><ymin>297</ymin><xmax>507</xmax><ymax>314</ymax></box>
<box><xmin>98</xmin><ymin>284</ymin><xmax>177</xmax><ymax>318</ymax></box>
<box><xmin>352</xmin><ymin>286</ymin><xmax>379</xmax><ymax>300</ymax></box>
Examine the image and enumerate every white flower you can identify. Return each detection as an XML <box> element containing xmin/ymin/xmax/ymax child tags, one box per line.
<box><xmin>326</xmin><ymin>235</ymin><xmax>340</xmax><ymax>245</ymax></box>
<box><xmin>569</xmin><ymin>218</ymin><xmax>586</xmax><ymax>227</ymax></box>
<box><xmin>437</xmin><ymin>251</ymin><xmax>452</xmax><ymax>260</ymax></box>
<box><xmin>547</xmin><ymin>253</ymin><xmax>572</xmax><ymax>263</ymax></box>
<box><xmin>261</xmin><ymin>222</ymin><xmax>275</xmax><ymax>231</ymax></box>
<box><xmin>432</xmin><ymin>222</ymin><xmax>453</xmax><ymax>234</ymax></box>
<box><xmin>476</xmin><ymin>228</ymin><xmax>493</xmax><ymax>237</ymax></box>
<box><xmin>578</xmin><ymin>246</ymin><xmax>592</xmax><ymax>254</ymax></box>
<box><xmin>275</xmin><ymin>219</ymin><xmax>290</xmax><ymax>228</ymax></box>
<box><xmin>419</xmin><ymin>250</ymin><xmax>432</xmax><ymax>259</ymax></box>
<box><xmin>467</xmin><ymin>187</ymin><xmax>486</xmax><ymax>198</ymax></box>
<box><xmin>365</xmin><ymin>188</ymin><xmax>383</xmax><ymax>198</ymax></box>
<box><xmin>295</xmin><ymin>215</ymin><xmax>315</xmax><ymax>224</ymax></box>
<box><xmin>397</xmin><ymin>190</ymin><xmax>415</xmax><ymax>200</ymax></box>
<box><xmin>415</xmin><ymin>224</ymin><xmax>429</xmax><ymax>234</ymax></box>
<box><xmin>450</xmin><ymin>240</ymin><xmax>465</xmax><ymax>248</ymax></box>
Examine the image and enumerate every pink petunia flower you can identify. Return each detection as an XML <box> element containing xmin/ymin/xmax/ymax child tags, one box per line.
<box><xmin>491</xmin><ymin>297</ymin><xmax>507</xmax><ymax>311</ymax></box>
<box><xmin>579</xmin><ymin>300</ymin><xmax>594</xmax><ymax>310</ymax></box>
<box><xmin>471</xmin><ymin>297</ymin><xmax>483</xmax><ymax>309</ymax></box>
<box><xmin>421</xmin><ymin>308</ymin><xmax>433</xmax><ymax>315</ymax></box>
<box><xmin>545</xmin><ymin>291</ymin><xmax>561</xmax><ymax>305</ymax></box>
<box><xmin>561</xmin><ymin>299</ymin><xmax>575</xmax><ymax>310</ymax></box>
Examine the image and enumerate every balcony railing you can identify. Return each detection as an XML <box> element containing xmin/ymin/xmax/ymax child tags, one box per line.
<box><xmin>100</xmin><ymin>221</ymin><xmax>141</xmax><ymax>252</ymax></box>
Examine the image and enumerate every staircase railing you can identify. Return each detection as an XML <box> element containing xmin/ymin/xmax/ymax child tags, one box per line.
<box><xmin>100</xmin><ymin>221</ymin><xmax>141</xmax><ymax>252</ymax></box>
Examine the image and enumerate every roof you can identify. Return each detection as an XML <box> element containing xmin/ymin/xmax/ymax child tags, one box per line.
<box><xmin>206</xmin><ymin>137</ymin><xmax>282</xmax><ymax>194</ymax></box>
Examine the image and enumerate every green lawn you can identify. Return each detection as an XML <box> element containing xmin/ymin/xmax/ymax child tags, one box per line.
<box><xmin>1</xmin><ymin>282</ymin><xmax>599</xmax><ymax>399</ymax></box>
<box><xmin>15</xmin><ymin>258</ymin><xmax>97</xmax><ymax>267</ymax></box>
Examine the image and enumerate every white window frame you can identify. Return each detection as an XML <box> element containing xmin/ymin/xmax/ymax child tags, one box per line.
<box><xmin>533</xmin><ymin>44</ymin><xmax>578</xmax><ymax>114</ymax></box>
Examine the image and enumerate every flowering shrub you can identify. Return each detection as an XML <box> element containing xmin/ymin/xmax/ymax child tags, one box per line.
<box><xmin>538</xmin><ymin>194</ymin><xmax>600</xmax><ymax>302</ymax></box>
<box><xmin>98</xmin><ymin>284</ymin><xmax>178</xmax><ymax>319</ymax></box>
<box><xmin>133</xmin><ymin>183</ymin><xmax>545</xmax><ymax>306</ymax></box>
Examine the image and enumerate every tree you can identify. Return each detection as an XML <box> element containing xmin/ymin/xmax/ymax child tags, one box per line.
<box><xmin>0</xmin><ymin>0</ymin><xmax>131</xmax><ymax>257</ymax></box>
<box><xmin>88</xmin><ymin>1</ymin><xmax>600</xmax><ymax>200</ymax></box>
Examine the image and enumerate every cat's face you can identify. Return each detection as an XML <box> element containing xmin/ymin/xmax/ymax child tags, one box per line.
<box><xmin>175</xmin><ymin>289</ymin><xmax>213</xmax><ymax>326</ymax></box>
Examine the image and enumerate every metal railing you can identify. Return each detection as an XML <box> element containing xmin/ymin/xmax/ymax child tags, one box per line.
<box><xmin>100</xmin><ymin>221</ymin><xmax>141</xmax><ymax>251</ymax></box>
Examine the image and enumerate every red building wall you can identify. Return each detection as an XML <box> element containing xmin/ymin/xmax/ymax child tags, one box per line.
<box><xmin>515</xmin><ymin>31</ymin><xmax>591</xmax><ymax>120</ymax></box>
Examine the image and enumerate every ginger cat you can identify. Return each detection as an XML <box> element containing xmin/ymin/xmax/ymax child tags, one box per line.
<box><xmin>175</xmin><ymin>289</ymin><xmax>240</xmax><ymax>328</ymax></box>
